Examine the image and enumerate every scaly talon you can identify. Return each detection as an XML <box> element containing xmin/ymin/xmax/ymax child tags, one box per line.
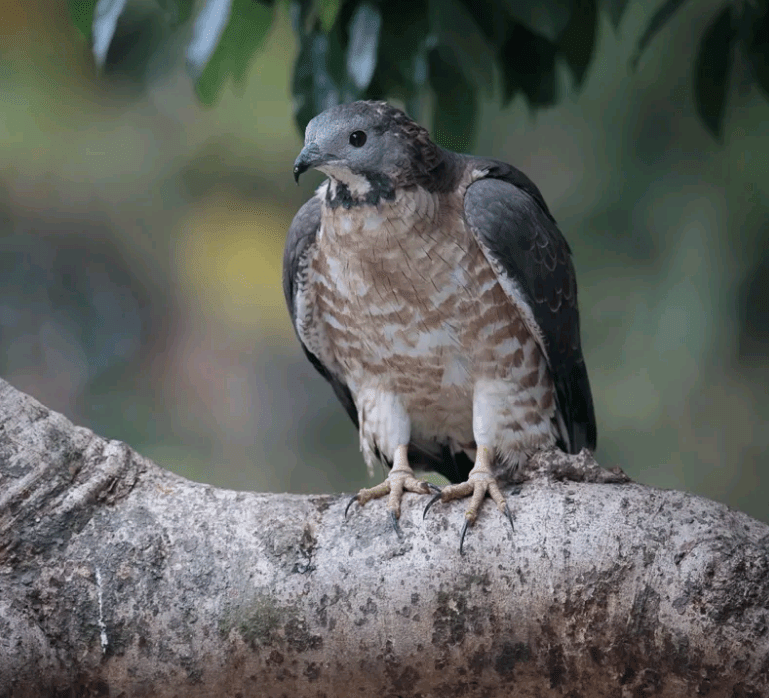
<box><xmin>487</xmin><ymin>479</ymin><xmax>507</xmax><ymax>513</ymax></box>
<box><xmin>439</xmin><ymin>481</ymin><xmax>474</xmax><ymax>502</ymax></box>
<box><xmin>459</xmin><ymin>520</ymin><xmax>471</xmax><ymax>555</ymax></box>
<box><xmin>356</xmin><ymin>480</ymin><xmax>391</xmax><ymax>507</ymax></box>
<box><xmin>344</xmin><ymin>444</ymin><xmax>431</xmax><ymax>536</ymax></box>
<box><xmin>423</xmin><ymin>492</ymin><xmax>442</xmax><ymax>519</ymax></box>
<box><xmin>504</xmin><ymin>504</ymin><xmax>515</xmax><ymax>532</ymax></box>
<box><xmin>390</xmin><ymin>511</ymin><xmax>403</xmax><ymax>539</ymax></box>
<box><xmin>344</xmin><ymin>494</ymin><xmax>359</xmax><ymax>520</ymax></box>
<box><xmin>422</xmin><ymin>445</ymin><xmax>515</xmax><ymax>552</ymax></box>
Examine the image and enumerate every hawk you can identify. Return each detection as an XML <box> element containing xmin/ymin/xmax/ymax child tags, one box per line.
<box><xmin>284</xmin><ymin>101</ymin><xmax>596</xmax><ymax>549</ymax></box>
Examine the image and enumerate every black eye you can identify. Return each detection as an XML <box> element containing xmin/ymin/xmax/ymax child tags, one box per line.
<box><xmin>349</xmin><ymin>130</ymin><xmax>367</xmax><ymax>147</ymax></box>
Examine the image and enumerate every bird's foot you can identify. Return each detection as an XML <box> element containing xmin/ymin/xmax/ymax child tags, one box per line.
<box><xmin>423</xmin><ymin>446</ymin><xmax>514</xmax><ymax>553</ymax></box>
<box><xmin>345</xmin><ymin>445</ymin><xmax>435</xmax><ymax>538</ymax></box>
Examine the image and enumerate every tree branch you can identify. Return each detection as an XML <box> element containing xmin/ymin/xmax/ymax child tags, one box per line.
<box><xmin>1</xmin><ymin>377</ymin><xmax>767</xmax><ymax>697</ymax></box>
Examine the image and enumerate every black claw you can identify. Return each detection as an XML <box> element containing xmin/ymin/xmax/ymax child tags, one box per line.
<box><xmin>504</xmin><ymin>505</ymin><xmax>515</xmax><ymax>533</ymax></box>
<box><xmin>344</xmin><ymin>494</ymin><xmax>359</xmax><ymax>520</ymax></box>
<box><xmin>390</xmin><ymin>511</ymin><xmax>403</xmax><ymax>539</ymax></box>
<box><xmin>423</xmin><ymin>492</ymin><xmax>442</xmax><ymax>519</ymax></box>
<box><xmin>459</xmin><ymin>520</ymin><xmax>470</xmax><ymax>555</ymax></box>
<box><xmin>426</xmin><ymin>482</ymin><xmax>442</xmax><ymax>494</ymax></box>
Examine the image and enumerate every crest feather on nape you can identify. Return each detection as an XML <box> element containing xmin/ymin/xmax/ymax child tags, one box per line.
<box><xmin>361</xmin><ymin>100</ymin><xmax>442</xmax><ymax>186</ymax></box>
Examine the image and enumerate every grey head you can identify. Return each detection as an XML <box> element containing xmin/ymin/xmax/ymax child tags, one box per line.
<box><xmin>293</xmin><ymin>101</ymin><xmax>444</xmax><ymax>199</ymax></box>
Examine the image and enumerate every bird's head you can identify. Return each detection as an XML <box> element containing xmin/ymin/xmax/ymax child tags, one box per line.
<box><xmin>292</xmin><ymin>101</ymin><xmax>442</xmax><ymax>195</ymax></box>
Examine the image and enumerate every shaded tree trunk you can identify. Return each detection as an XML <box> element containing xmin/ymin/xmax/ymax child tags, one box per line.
<box><xmin>1</xmin><ymin>377</ymin><xmax>767</xmax><ymax>697</ymax></box>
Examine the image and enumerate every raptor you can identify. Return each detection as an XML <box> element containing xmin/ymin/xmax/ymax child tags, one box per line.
<box><xmin>284</xmin><ymin>101</ymin><xmax>596</xmax><ymax>549</ymax></box>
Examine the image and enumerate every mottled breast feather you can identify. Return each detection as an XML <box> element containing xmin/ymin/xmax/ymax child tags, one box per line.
<box><xmin>303</xmin><ymin>167</ymin><xmax>556</xmax><ymax>478</ymax></box>
<box><xmin>283</xmin><ymin>196</ymin><xmax>358</xmax><ymax>429</ymax></box>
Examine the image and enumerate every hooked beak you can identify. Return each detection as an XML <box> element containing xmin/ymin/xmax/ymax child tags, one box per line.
<box><xmin>293</xmin><ymin>143</ymin><xmax>326</xmax><ymax>184</ymax></box>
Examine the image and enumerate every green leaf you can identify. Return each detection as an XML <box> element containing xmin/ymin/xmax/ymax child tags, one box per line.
<box><xmin>428</xmin><ymin>0</ymin><xmax>496</xmax><ymax>94</ymax></box>
<box><xmin>694</xmin><ymin>3</ymin><xmax>735</xmax><ymax>140</ymax></box>
<box><xmin>95</xmin><ymin>1</ymin><xmax>188</xmax><ymax>83</ymax></box>
<box><xmin>746</xmin><ymin>5</ymin><xmax>769</xmax><ymax>99</ymax></box>
<box><xmin>91</xmin><ymin>0</ymin><xmax>129</xmax><ymax>67</ymax></box>
<box><xmin>602</xmin><ymin>0</ymin><xmax>630</xmax><ymax>29</ymax></box>
<box><xmin>292</xmin><ymin>30</ymin><xmax>345</xmax><ymax>132</ymax></box>
<box><xmin>363</xmin><ymin>0</ymin><xmax>429</xmax><ymax>117</ymax></box>
<box><xmin>559</xmin><ymin>0</ymin><xmax>598</xmax><ymax>88</ymax></box>
<box><xmin>193</xmin><ymin>0</ymin><xmax>275</xmax><ymax>104</ymax></box>
<box><xmin>632</xmin><ymin>0</ymin><xmax>692</xmax><ymax>69</ymax></box>
<box><xmin>346</xmin><ymin>3</ymin><xmax>382</xmax><ymax>91</ymax></box>
<box><xmin>316</xmin><ymin>0</ymin><xmax>342</xmax><ymax>33</ymax></box>
<box><xmin>71</xmin><ymin>0</ymin><xmax>193</xmax><ymax>74</ymax></box>
<box><xmin>187</xmin><ymin>0</ymin><xmax>232</xmax><ymax>78</ymax></box>
<box><xmin>499</xmin><ymin>0</ymin><xmax>575</xmax><ymax>43</ymax></box>
<box><xmin>291</xmin><ymin>0</ymin><xmax>364</xmax><ymax>128</ymax></box>
<box><xmin>68</xmin><ymin>0</ymin><xmax>99</xmax><ymax>38</ymax></box>
<box><xmin>457</xmin><ymin>0</ymin><xmax>508</xmax><ymax>49</ymax></box>
<box><xmin>291</xmin><ymin>0</ymin><xmax>313</xmax><ymax>34</ymax></box>
<box><xmin>428</xmin><ymin>45</ymin><xmax>477</xmax><ymax>152</ymax></box>
<box><xmin>373</xmin><ymin>0</ymin><xmax>429</xmax><ymax>93</ymax></box>
<box><xmin>156</xmin><ymin>0</ymin><xmax>196</xmax><ymax>26</ymax></box>
<box><xmin>500</xmin><ymin>24</ymin><xmax>558</xmax><ymax>107</ymax></box>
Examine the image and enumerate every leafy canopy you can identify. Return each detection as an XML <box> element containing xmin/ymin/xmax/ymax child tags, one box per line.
<box><xmin>68</xmin><ymin>0</ymin><xmax>769</xmax><ymax>145</ymax></box>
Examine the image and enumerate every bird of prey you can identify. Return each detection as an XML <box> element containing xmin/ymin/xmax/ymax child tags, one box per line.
<box><xmin>284</xmin><ymin>101</ymin><xmax>596</xmax><ymax>548</ymax></box>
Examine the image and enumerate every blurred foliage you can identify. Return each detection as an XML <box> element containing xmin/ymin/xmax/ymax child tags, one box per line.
<box><xmin>0</xmin><ymin>231</ymin><xmax>150</xmax><ymax>396</ymax></box>
<box><xmin>67</xmin><ymin>0</ymin><xmax>769</xmax><ymax>146</ymax></box>
<box><xmin>1</xmin><ymin>0</ymin><xmax>768</xmax><ymax>526</ymax></box>
<box><xmin>189</xmin><ymin>0</ymin><xmax>273</xmax><ymax>102</ymax></box>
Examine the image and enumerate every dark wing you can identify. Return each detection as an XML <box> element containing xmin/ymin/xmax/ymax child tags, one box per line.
<box><xmin>283</xmin><ymin>197</ymin><xmax>359</xmax><ymax>429</ymax></box>
<box><xmin>463</xmin><ymin>160</ymin><xmax>597</xmax><ymax>453</ymax></box>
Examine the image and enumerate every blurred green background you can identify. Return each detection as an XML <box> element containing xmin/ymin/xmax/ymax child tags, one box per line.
<box><xmin>1</xmin><ymin>0</ymin><xmax>767</xmax><ymax>522</ymax></box>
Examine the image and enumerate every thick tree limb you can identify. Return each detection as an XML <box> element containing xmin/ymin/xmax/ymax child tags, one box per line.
<box><xmin>1</xmin><ymin>377</ymin><xmax>768</xmax><ymax>697</ymax></box>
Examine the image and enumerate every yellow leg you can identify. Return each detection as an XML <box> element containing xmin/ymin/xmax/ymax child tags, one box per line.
<box><xmin>437</xmin><ymin>446</ymin><xmax>509</xmax><ymax>524</ymax></box>
<box><xmin>352</xmin><ymin>445</ymin><xmax>431</xmax><ymax>518</ymax></box>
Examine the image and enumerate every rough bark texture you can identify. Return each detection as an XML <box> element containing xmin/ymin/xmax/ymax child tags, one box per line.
<box><xmin>1</xmin><ymin>377</ymin><xmax>768</xmax><ymax>698</ymax></box>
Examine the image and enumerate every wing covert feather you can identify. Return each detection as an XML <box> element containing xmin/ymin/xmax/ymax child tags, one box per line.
<box><xmin>463</xmin><ymin>173</ymin><xmax>597</xmax><ymax>453</ymax></box>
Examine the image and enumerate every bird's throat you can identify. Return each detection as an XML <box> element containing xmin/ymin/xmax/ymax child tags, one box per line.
<box><xmin>324</xmin><ymin>172</ymin><xmax>396</xmax><ymax>210</ymax></box>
